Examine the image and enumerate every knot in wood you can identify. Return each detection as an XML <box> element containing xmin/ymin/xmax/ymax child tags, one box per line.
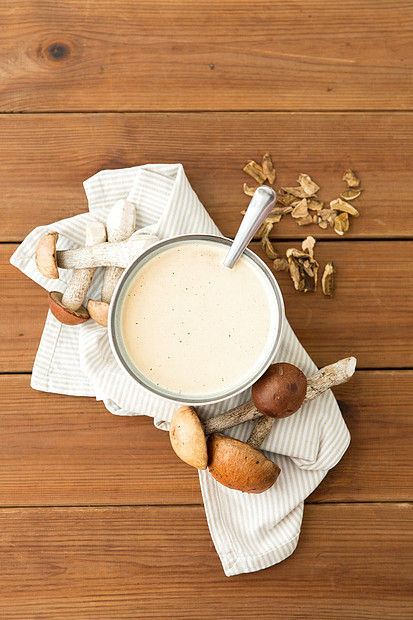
<box><xmin>43</xmin><ymin>41</ymin><xmax>71</xmax><ymax>62</ymax></box>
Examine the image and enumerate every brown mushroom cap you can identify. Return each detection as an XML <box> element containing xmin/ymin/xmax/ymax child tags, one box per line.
<box><xmin>252</xmin><ymin>362</ymin><xmax>307</xmax><ymax>419</ymax></box>
<box><xmin>207</xmin><ymin>434</ymin><xmax>281</xmax><ymax>493</ymax></box>
<box><xmin>35</xmin><ymin>232</ymin><xmax>59</xmax><ymax>279</ymax></box>
<box><xmin>87</xmin><ymin>300</ymin><xmax>110</xmax><ymax>327</ymax></box>
<box><xmin>48</xmin><ymin>291</ymin><xmax>90</xmax><ymax>325</ymax></box>
<box><xmin>169</xmin><ymin>406</ymin><xmax>208</xmax><ymax>470</ymax></box>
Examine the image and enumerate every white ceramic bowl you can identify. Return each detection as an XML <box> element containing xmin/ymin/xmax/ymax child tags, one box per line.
<box><xmin>108</xmin><ymin>234</ymin><xmax>285</xmax><ymax>405</ymax></box>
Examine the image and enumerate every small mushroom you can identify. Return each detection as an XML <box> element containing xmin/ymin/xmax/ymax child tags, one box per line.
<box><xmin>247</xmin><ymin>356</ymin><xmax>358</xmax><ymax>451</ymax></box>
<box><xmin>48</xmin><ymin>222</ymin><xmax>107</xmax><ymax>325</ymax></box>
<box><xmin>88</xmin><ymin>199</ymin><xmax>136</xmax><ymax>327</ymax></box>
<box><xmin>169</xmin><ymin>406</ymin><xmax>208</xmax><ymax>469</ymax></box>
<box><xmin>251</xmin><ymin>363</ymin><xmax>307</xmax><ymax>418</ymax></box>
<box><xmin>87</xmin><ymin>300</ymin><xmax>110</xmax><ymax>328</ymax></box>
<box><xmin>207</xmin><ymin>434</ymin><xmax>280</xmax><ymax>493</ymax></box>
<box><xmin>35</xmin><ymin>232</ymin><xmax>59</xmax><ymax>279</ymax></box>
<box><xmin>205</xmin><ymin>357</ymin><xmax>357</xmax><ymax>435</ymax></box>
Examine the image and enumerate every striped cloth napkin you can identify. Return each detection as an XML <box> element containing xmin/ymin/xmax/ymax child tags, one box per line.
<box><xmin>10</xmin><ymin>164</ymin><xmax>350</xmax><ymax>577</ymax></box>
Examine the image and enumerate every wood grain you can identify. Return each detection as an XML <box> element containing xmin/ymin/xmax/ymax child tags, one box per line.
<box><xmin>4</xmin><ymin>240</ymin><xmax>412</xmax><ymax>372</ymax></box>
<box><xmin>1</xmin><ymin>0</ymin><xmax>412</xmax><ymax>613</ymax></box>
<box><xmin>0</xmin><ymin>372</ymin><xmax>411</xmax><ymax>506</ymax></box>
<box><xmin>0</xmin><ymin>504</ymin><xmax>410</xmax><ymax>619</ymax></box>
<box><xmin>309</xmin><ymin>370</ymin><xmax>413</xmax><ymax>502</ymax></box>
<box><xmin>0</xmin><ymin>112</ymin><xmax>412</xmax><ymax>241</ymax></box>
<box><xmin>0</xmin><ymin>1</ymin><xmax>412</xmax><ymax>112</ymax></box>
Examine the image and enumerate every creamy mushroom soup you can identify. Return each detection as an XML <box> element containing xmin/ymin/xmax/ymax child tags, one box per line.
<box><xmin>120</xmin><ymin>240</ymin><xmax>279</xmax><ymax>397</ymax></box>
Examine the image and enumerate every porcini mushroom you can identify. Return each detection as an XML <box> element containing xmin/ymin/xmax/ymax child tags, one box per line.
<box><xmin>207</xmin><ymin>433</ymin><xmax>280</xmax><ymax>493</ymax></box>
<box><xmin>204</xmin><ymin>357</ymin><xmax>357</xmax><ymax>435</ymax></box>
<box><xmin>48</xmin><ymin>222</ymin><xmax>106</xmax><ymax>325</ymax></box>
<box><xmin>88</xmin><ymin>199</ymin><xmax>136</xmax><ymax>327</ymax></box>
<box><xmin>87</xmin><ymin>300</ymin><xmax>111</xmax><ymax>328</ymax></box>
<box><xmin>248</xmin><ymin>357</ymin><xmax>358</xmax><ymax>446</ymax></box>
<box><xmin>169</xmin><ymin>406</ymin><xmax>208</xmax><ymax>469</ymax></box>
<box><xmin>35</xmin><ymin>232</ymin><xmax>156</xmax><ymax>274</ymax></box>
<box><xmin>35</xmin><ymin>231</ymin><xmax>59</xmax><ymax>279</ymax></box>
<box><xmin>169</xmin><ymin>358</ymin><xmax>357</xmax><ymax>478</ymax></box>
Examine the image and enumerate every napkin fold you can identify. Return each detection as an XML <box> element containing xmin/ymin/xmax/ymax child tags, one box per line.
<box><xmin>10</xmin><ymin>163</ymin><xmax>350</xmax><ymax>576</ymax></box>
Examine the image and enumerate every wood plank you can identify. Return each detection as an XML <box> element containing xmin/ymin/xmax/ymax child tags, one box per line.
<box><xmin>0</xmin><ymin>375</ymin><xmax>202</xmax><ymax>506</ymax></box>
<box><xmin>310</xmin><ymin>370</ymin><xmax>413</xmax><ymax>502</ymax></box>
<box><xmin>4</xmin><ymin>241</ymin><xmax>412</xmax><ymax>371</ymax></box>
<box><xmin>0</xmin><ymin>112</ymin><xmax>412</xmax><ymax>241</ymax></box>
<box><xmin>0</xmin><ymin>372</ymin><xmax>411</xmax><ymax>506</ymax></box>
<box><xmin>0</xmin><ymin>504</ymin><xmax>410</xmax><ymax>619</ymax></box>
<box><xmin>257</xmin><ymin>240</ymin><xmax>413</xmax><ymax>369</ymax></box>
<box><xmin>0</xmin><ymin>1</ymin><xmax>412</xmax><ymax>112</ymax></box>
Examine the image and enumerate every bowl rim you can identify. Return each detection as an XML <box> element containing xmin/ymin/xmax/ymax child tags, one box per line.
<box><xmin>108</xmin><ymin>233</ymin><xmax>285</xmax><ymax>406</ymax></box>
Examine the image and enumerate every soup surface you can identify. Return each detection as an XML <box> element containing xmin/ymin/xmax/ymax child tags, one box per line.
<box><xmin>120</xmin><ymin>240</ymin><xmax>279</xmax><ymax>397</ymax></box>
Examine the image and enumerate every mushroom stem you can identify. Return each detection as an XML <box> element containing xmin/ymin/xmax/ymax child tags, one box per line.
<box><xmin>101</xmin><ymin>199</ymin><xmax>136</xmax><ymax>303</ymax></box>
<box><xmin>247</xmin><ymin>417</ymin><xmax>273</xmax><ymax>449</ymax></box>
<box><xmin>247</xmin><ymin>356</ymin><xmax>357</xmax><ymax>450</ymax></box>
<box><xmin>61</xmin><ymin>222</ymin><xmax>107</xmax><ymax>311</ymax></box>
<box><xmin>88</xmin><ymin>199</ymin><xmax>137</xmax><ymax>327</ymax></box>
<box><xmin>203</xmin><ymin>357</ymin><xmax>357</xmax><ymax>436</ymax></box>
<box><xmin>203</xmin><ymin>400</ymin><xmax>259</xmax><ymax>435</ymax></box>
<box><xmin>56</xmin><ymin>235</ymin><xmax>156</xmax><ymax>269</ymax></box>
<box><xmin>305</xmin><ymin>357</ymin><xmax>357</xmax><ymax>401</ymax></box>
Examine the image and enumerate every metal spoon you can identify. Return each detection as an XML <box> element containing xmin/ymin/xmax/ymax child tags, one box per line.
<box><xmin>223</xmin><ymin>186</ymin><xmax>277</xmax><ymax>269</ymax></box>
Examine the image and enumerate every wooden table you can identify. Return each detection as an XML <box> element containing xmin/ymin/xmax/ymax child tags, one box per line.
<box><xmin>1</xmin><ymin>2</ymin><xmax>412</xmax><ymax>618</ymax></box>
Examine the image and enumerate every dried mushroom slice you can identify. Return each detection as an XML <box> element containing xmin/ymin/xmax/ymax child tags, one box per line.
<box><xmin>297</xmin><ymin>173</ymin><xmax>320</xmax><ymax>197</ymax></box>
<box><xmin>330</xmin><ymin>198</ymin><xmax>360</xmax><ymax>217</ymax></box>
<box><xmin>291</xmin><ymin>198</ymin><xmax>309</xmax><ymax>219</ymax></box>
<box><xmin>243</xmin><ymin>183</ymin><xmax>258</xmax><ymax>197</ymax></box>
<box><xmin>340</xmin><ymin>188</ymin><xmax>363</xmax><ymax>201</ymax></box>
<box><xmin>307</xmin><ymin>198</ymin><xmax>324</xmax><ymax>210</ymax></box>
<box><xmin>262</xmin><ymin>153</ymin><xmax>276</xmax><ymax>184</ymax></box>
<box><xmin>243</xmin><ymin>160</ymin><xmax>267</xmax><ymax>184</ymax></box>
<box><xmin>286</xmin><ymin>248</ymin><xmax>319</xmax><ymax>292</ymax></box>
<box><xmin>261</xmin><ymin>236</ymin><xmax>279</xmax><ymax>260</ymax></box>
<box><xmin>334</xmin><ymin>212</ymin><xmax>349</xmax><ymax>235</ymax></box>
<box><xmin>282</xmin><ymin>186</ymin><xmax>308</xmax><ymax>199</ymax></box>
<box><xmin>322</xmin><ymin>262</ymin><xmax>335</xmax><ymax>297</ymax></box>
<box><xmin>342</xmin><ymin>169</ymin><xmax>360</xmax><ymax>188</ymax></box>
<box><xmin>287</xmin><ymin>254</ymin><xmax>305</xmax><ymax>291</ymax></box>
<box><xmin>266</xmin><ymin>214</ymin><xmax>283</xmax><ymax>224</ymax></box>
<box><xmin>260</xmin><ymin>221</ymin><xmax>279</xmax><ymax>260</ymax></box>
<box><xmin>326</xmin><ymin>210</ymin><xmax>338</xmax><ymax>227</ymax></box>
<box><xmin>302</xmin><ymin>236</ymin><xmax>316</xmax><ymax>259</ymax></box>
<box><xmin>297</xmin><ymin>215</ymin><xmax>313</xmax><ymax>226</ymax></box>
<box><xmin>262</xmin><ymin>237</ymin><xmax>277</xmax><ymax>259</ymax></box>
<box><xmin>273</xmin><ymin>257</ymin><xmax>289</xmax><ymax>272</ymax></box>
<box><xmin>257</xmin><ymin>220</ymin><xmax>273</xmax><ymax>238</ymax></box>
<box><xmin>277</xmin><ymin>189</ymin><xmax>300</xmax><ymax>207</ymax></box>
<box><xmin>319</xmin><ymin>220</ymin><xmax>328</xmax><ymax>229</ymax></box>
<box><xmin>319</xmin><ymin>208</ymin><xmax>334</xmax><ymax>221</ymax></box>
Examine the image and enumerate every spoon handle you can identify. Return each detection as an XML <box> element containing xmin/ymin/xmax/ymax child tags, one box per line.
<box><xmin>223</xmin><ymin>186</ymin><xmax>277</xmax><ymax>269</ymax></box>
